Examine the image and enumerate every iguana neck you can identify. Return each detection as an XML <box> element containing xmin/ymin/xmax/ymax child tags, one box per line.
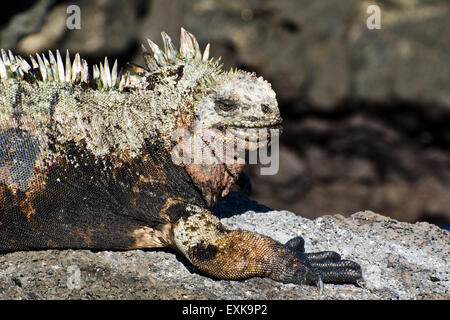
<box><xmin>183</xmin><ymin>162</ymin><xmax>245</xmax><ymax>209</ymax></box>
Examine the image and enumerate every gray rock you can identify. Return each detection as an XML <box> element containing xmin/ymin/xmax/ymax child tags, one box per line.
<box><xmin>0</xmin><ymin>193</ymin><xmax>448</xmax><ymax>300</ymax></box>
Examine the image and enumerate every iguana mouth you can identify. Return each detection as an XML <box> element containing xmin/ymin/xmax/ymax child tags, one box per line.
<box><xmin>230</xmin><ymin>123</ymin><xmax>282</xmax><ymax>130</ymax></box>
<box><xmin>226</xmin><ymin>124</ymin><xmax>282</xmax><ymax>144</ymax></box>
<box><xmin>217</xmin><ymin>119</ymin><xmax>283</xmax><ymax>130</ymax></box>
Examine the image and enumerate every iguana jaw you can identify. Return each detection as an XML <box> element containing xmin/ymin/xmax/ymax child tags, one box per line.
<box><xmin>181</xmin><ymin>121</ymin><xmax>282</xmax><ymax>209</ymax></box>
<box><xmin>216</xmin><ymin>119</ymin><xmax>282</xmax><ymax>130</ymax></box>
<box><xmin>227</xmin><ymin>125</ymin><xmax>281</xmax><ymax>146</ymax></box>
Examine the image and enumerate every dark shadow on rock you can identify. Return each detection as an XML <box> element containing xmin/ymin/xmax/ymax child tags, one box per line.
<box><xmin>213</xmin><ymin>191</ymin><xmax>272</xmax><ymax>219</ymax></box>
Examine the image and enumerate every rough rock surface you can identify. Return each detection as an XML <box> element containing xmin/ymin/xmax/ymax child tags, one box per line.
<box><xmin>0</xmin><ymin>193</ymin><xmax>448</xmax><ymax>300</ymax></box>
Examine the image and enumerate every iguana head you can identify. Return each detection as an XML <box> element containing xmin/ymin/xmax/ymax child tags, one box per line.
<box><xmin>193</xmin><ymin>70</ymin><xmax>281</xmax><ymax>144</ymax></box>
<box><xmin>137</xmin><ymin>28</ymin><xmax>282</xmax><ymax>147</ymax></box>
<box><xmin>134</xmin><ymin>28</ymin><xmax>283</xmax><ymax>207</ymax></box>
<box><xmin>135</xmin><ymin>28</ymin><xmax>282</xmax><ymax>207</ymax></box>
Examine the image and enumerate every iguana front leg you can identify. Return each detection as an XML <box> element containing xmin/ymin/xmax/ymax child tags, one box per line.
<box><xmin>172</xmin><ymin>205</ymin><xmax>363</xmax><ymax>287</ymax></box>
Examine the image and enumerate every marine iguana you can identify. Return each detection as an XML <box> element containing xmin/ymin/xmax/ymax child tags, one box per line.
<box><xmin>0</xmin><ymin>28</ymin><xmax>362</xmax><ymax>289</ymax></box>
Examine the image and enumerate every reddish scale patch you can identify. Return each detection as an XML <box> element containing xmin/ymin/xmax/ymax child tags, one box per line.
<box><xmin>184</xmin><ymin>162</ymin><xmax>245</xmax><ymax>209</ymax></box>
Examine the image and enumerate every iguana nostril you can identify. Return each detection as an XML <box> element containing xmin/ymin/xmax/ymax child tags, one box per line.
<box><xmin>261</xmin><ymin>104</ymin><xmax>272</xmax><ymax>114</ymax></box>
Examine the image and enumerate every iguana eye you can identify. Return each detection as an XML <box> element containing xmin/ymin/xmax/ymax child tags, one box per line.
<box><xmin>261</xmin><ymin>104</ymin><xmax>272</xmax><ymax>114</ymax></box>
<box><xmin>215</xmin><ymin>99</ymin><xmax>237</xmax><ymax>112</ymax></box>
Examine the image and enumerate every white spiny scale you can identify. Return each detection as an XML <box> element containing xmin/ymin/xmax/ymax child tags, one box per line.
<box><xmin>75</xmin><ymin>53</ymin><xmax>82</xmax><ymax>83</ymax></box>
<box><xmin>29</xmin><ymin>55</ymin><xmax>39</xmax><ymax>69</ymax></box>
<box><xmin>180</xmin><ymin>27</ymin><xmax>195</xmax><ymax>58</ymax></box>
<box><xmin>65</xmin><ymin>50</ymin><xmax>71</xmax><ymax>82</ymax></box>
<box><xmin>116</xmin><ymin>67</ymin><xmax>124</xmax><ymax>88</ymax></box>
<box><xmin>146</xmin><ymin>38</ymin><xmax>166</xmax><ymax>66</ymax></box>
<box><xmin>12</xmin><ymin>56</ymin><xmax>23</xmax><ymax>78</ymax></box>
<box><xmin>111</xmin><ymin>59</ymin><xmax>118</xmax><ymax>86</ymax></box>
<box><xmin>187</xmin><ymin>31</ymin><xmax>201</xmax><ymax>60</ymax></box>
<box><xmin>124</xmin><ymin>71</ymin><xmax>131</xmax><ymax>87</ymax></box>
<box><xmin>93</xmin><ymin>64</ymin><xmax>102</xmax><ymax>88</ymax></box>
<box><xmin>36</xmin><ymin>54</ymin><xmax>47</xmax><ymax>81</ymax></box>
<box><xmin>81</xmin><ymin>59</ymin><xmax>88</xmax><ymax>83</ymax></box>
<box><xmin>42</xmin><ymin>54</ymin><xmax>53</xmax><ymax>81</ymax></box>
<box><xmin>93</xmin><ymin>64</ymin><xmax>100</xmax><ymax>80</ymax></box>
<box><xmin>56</xmin><ymin>49</ymin><xmax>65</xmax><ymax>82</ymax></box>
<box><xmin>0</xmin><ymin>56</ymin><xmax>7</xmax><ymax>79</ymax></box>
<box><xmin>99</xmin><ymin>62</ymin><xmax>105</xmax><ymax>88</ymax></box>
<box><xmin>48</xmin><ymin>51</ymin><xmax>59</xmax><ymax>81</ymax></box>
<box><xmin>8</xmin><ymin>50</ymin><xmax>16</xmax><ymax>65</ymax></box>
<box><xmin>21</xmin><ymin>56</ymin><xmax>31</xmax><ymax>71</ymax></box>
<box><xmin>9</xmin><ymin>63</ymin><xmax>19</xmax><ymax>73</ymax></box>
<box><xmin>118</xmin><ymin>71</ymin><xmax>127</xmax><ymax>91</ymax></box>
<box><xmin>17</xmin><ymin>65</ymin><xmax>24</xmax><ymax>78</ymax></box>
<box><xmin>141</xmin><ymin>43</ymin><xmax>155</xmax><ymax>70</ymax></box>
<box><xmin>161</xmin><ymin>32</ymin><xmax>177</xmax><ymax>62</ymax></box>
<box><xmin>142</xmin><ymin>51</ymin><xmax>159</xmax><ymax>72</ymax></box>
<box><xmin>202</xmin><ymin>43</ymin><xmax>210</xmax><ymax>62</ymax></box>
<box><xmin>9</xmin><ymin>63</ymin><xmax>22</xmax><ymax>79</ymax></box>
<box><xmin>72</xmin><ymin>53</ymin><xmax>81</xmax><ymax>83</ymax></box>
<box><xmin>104</xmin><ymin>57</ymin><xmax>112</xmax><ymax>87</ymax></box>
<box><xmin>0</xmin><ymin>29</ymin><xmax>213</xmax><ymax>86</ymax></box>
<box><xmin>17</xmin><ymin>56</ymin><xmax>31</xmax><ymax>73</ymax></box>
<box><xmin>1</xmin><ymin>49</ymin><xmax>10</xmax><ymax>66</ymax></box>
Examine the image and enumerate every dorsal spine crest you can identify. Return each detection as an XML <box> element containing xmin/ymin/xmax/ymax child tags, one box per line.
<box><xmin>0</xmin><ymin>28</ymin><xmax>215</xmax><ymax>92</ymax></box>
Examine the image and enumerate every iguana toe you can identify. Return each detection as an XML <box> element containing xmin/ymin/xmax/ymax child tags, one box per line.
<box><xmin>277</xmin><ymin>236</ymin><xmax>363</xmax><ymax>285</ymax></box>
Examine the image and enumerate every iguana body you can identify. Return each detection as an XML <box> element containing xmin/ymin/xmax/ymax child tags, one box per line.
<box><xmin>0</xmin><ymin>28</ymin><xmax>362</xmax><ymax>288</ymax></box>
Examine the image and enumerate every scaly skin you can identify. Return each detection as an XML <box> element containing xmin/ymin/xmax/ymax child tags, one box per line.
<box><xmin>0</xmin><ymin>28</ymin><xmax>362</xmax><ymax>289</ymax></box>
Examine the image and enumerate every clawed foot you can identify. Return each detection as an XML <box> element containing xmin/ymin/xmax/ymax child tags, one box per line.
<box><xmin>173</xmin><ymin>209</ymin><xmax>363</xmax><ymax>293</ymax></box>
<box><xmin>278</xmin><ymin>236</ymin><xmax>363</xmax><ymax>292</ymax></box>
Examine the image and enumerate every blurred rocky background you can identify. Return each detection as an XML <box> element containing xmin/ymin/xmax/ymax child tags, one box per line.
<box><xmin>2</xmin><ymin>0</ymin><xmax>449</xmax><ymax>226</ymax></box>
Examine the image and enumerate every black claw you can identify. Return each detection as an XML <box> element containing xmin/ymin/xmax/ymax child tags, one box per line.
<box><xmin>285</xmin><ymin>236</ymin><xmax>305</xmax><ymax>252</ymax></box>
<box><xmin>315</xmin><ymin>274</ymin><xmax>324</xmax><ymax>295</ymax></box>
<box><xmin>355</xmin><ymin>278</ymin><xmax>366</xmax><ymax>288</ymax></box>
